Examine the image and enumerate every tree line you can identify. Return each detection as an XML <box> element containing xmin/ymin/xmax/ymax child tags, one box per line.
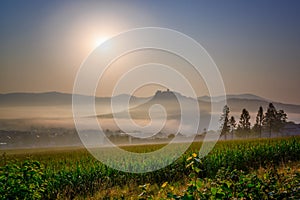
<box><xmin>220</xmin><ymin>103</ymin><xmax>287</xmax><ymax>139</ymax></box>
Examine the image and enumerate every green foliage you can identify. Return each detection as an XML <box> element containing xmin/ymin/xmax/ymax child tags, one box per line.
<box><xmin>0</xmin><ymin>160</ymin><xmax>47</xmax><ymax>200</ymax></box>
<box><xmin>165</xmin><ymin>156</ymin><xmax>300</xmax><ymax>199</ymax></box>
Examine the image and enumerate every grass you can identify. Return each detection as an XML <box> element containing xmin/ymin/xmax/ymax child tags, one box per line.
<box><xmin>1</xmin><ymin>137</ymin><xmax>300</xmax><ymax>199</ymax></box>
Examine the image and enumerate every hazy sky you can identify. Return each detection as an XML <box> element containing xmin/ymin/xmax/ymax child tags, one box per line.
<box><xmin>0</xmin><ymin>0</ymin><xmax>300</xmax><ymax>104</ymax></box>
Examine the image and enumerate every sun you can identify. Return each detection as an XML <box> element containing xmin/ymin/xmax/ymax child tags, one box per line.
<box><xmin>94</xmin><ymin>36</ymin><xmax>109</xmax><ymax>48</ymax></box>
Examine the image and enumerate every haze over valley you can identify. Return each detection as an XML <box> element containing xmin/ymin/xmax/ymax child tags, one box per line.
<box><xmin>1</xmin><ymin>90</ymin><xmax>300</xmax><ymax>149</ymax></box>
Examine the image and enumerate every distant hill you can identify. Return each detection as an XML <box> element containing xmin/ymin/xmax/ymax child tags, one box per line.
<box><xmin>0</xmin><ymin>92</ymin><xmax>147</xmax><ymax>107</ymax></box>
<box><xmin>224</xmin><ymin>99</ymin><xmax>300</xmax><ymax>114</ymax></box>
<box><xmin>198</xmin><ymin>93</ymin><xmax>268</xmax><ymax>102</ymax></box>
<box><xmin>98</xmin><ymin>90</ymin><xmax>194</xmax><ymax>119</ymax></box>
<box><xmin>0</xmin><ymin>92</ymin><xmax>72</xmax><ymax>106</ymax></box>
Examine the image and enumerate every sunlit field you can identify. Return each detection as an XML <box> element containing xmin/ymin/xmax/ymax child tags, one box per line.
<box><xmin>1</xmin><ymin>137</ymin><xmax>300</xmax><ymax>199</ymax></box>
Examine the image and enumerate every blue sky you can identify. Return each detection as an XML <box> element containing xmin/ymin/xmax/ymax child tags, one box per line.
<box><xmin>0</xmin><ymin>0</ymin><xmax>300</xmax><ymax>104</ymax></box>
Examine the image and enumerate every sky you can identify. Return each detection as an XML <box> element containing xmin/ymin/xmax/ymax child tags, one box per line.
<box><xmin>0</xmin><ymin>0</ymin><xmax>300</xmax><ymax>104</ymax></box>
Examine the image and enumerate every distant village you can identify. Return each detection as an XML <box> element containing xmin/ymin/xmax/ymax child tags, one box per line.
<box><xmin>1</xmin><ymin>121</ymin><xmax>300</xmax><ymax>149</ymax></box>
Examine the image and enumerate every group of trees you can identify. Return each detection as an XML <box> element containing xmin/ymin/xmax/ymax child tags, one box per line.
<box><xmin>220</xmin><ymin>103</ymin><xmax>287</xmax><ymax>139</ymax></box>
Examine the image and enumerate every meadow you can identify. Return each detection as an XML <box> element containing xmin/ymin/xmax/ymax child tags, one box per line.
<box><xmin>1</xmin><ymin>137</ymin><xmax>300</xmax><ymax>199</ymax></box>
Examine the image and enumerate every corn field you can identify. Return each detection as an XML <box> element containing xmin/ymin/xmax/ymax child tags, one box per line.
<box><xmin>1</xmin><ymin>137</ymin><xmax>300</xmax><ymax>199</ymax></box>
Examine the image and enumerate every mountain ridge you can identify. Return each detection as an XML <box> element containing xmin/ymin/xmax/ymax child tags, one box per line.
<box><xmin>0</xmin><ymin>91</ymin><xmax>299</xmax><ymax>108</ymax></box>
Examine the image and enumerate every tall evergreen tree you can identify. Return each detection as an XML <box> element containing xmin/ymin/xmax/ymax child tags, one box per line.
<box><xmin>237</xmin><ymin>108</ymin><xmax>251</xmax><ymax>137</ymax></box>
<box><xmin>277</xmin><ymin>109</ymin><xmax>287</xmax><ymax>124</ymax></box>
<box><xmin>263</xmin><ymin>103</ymin><xmax>277</xmax><ymax>137</ymax></box>
<box><xmin>229</xmin><ymin>116</ymin><xmax>236</xmax><ymax>139</ymax></box>
<box><xmin>253</xmin><ymin>106</ymin><xmax>264</xmax><ymax>138</ymax></box>
<box><xmin>219</xmin><ymin>105</ymin><xmax>230</xmax><ymax>140</ymax></box>
<box><xmin>276</xmin><ymin>109</ymin><xmax>288</xmax><ymax>135</ymax></box>
<box><xmin>263</xmin><ymin>103</ymin><xmax>287</xmax><ymax>137</ymax></box>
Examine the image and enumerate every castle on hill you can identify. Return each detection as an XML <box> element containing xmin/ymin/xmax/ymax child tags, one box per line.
<box><xmin>153</xmin><ymin>89</ymin><xmax>182</xmax><ymax>101</ymax></box>
<box><xmin>155</xmin><ymin>88</ymin><xmax>172</xmax><ymax>96</ymax></box>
